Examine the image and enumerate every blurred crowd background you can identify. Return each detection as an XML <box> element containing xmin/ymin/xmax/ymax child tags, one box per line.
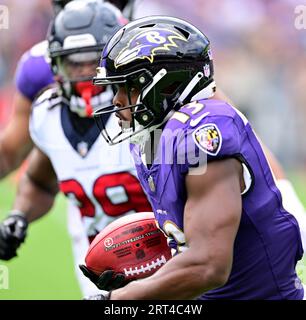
<box><xmin>0</xmin><ymin>0</ymin><xmax>305</xmax><ymax>170</ymax></box>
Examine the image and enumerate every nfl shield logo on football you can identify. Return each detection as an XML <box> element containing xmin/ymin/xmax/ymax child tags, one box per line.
<box><xmin>104</xmin><ymin>237</ymin><xmax>113</xmax><ymax>248</ymax></box>
<box><xmin>77</xmin><ymin>141</ymin><xmax>89</xmax><ymax>157</ymax></box>
<box><xmin>203</xmin><ymin>64</ymin><xmax>210</xmax><ymax>78</ymax></box>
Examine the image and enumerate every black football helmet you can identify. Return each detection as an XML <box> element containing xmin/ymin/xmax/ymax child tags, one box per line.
<box><xmin>93</xmin><ymin>16</ymin><xmax>215</xmax><ymax>145</ymax></box>
<box><xmin>48</xmin><ymin>0</ymin><xmax>125</xmax><ymax>117</ymax></box>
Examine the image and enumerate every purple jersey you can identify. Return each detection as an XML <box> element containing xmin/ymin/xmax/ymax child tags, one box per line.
<box><xmin>15</xmin><ymin>41</ymin><xmax>54</xmax><ymax>102</ymax></box>
<box><xmin>131</xmin><ymin>99</ymin><xmax>304</xmax><ymax>300</ymax></box>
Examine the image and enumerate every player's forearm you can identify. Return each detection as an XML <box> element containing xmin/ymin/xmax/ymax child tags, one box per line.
<box><xmin>12</xmin><ymin>173</ymin><xmax>57</xmax><ymax>223</ymax></box>
<box><xmin>111</xmin><ymin>249</ymin><xmax>226</xmax><ymax>300</ymax></box>
<box><xmin>0</xmin><ymin>139</ymin><xmax>32</xmax><ymax>179</ymax></box>
<box><xmin>0</xmin><ymin>149</ymin><xmax>12</xmax><ymax>179</ymax></box>
<box><xmin>0</xmin><ymin>142</ymin><xmax>17</xmax><ymax>178</ymax></box>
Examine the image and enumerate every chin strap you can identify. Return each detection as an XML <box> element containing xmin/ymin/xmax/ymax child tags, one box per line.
<box><xmin>191</xmin><ymin>81</ymin><xmax>216</xmax><ymax>101</ymax></box>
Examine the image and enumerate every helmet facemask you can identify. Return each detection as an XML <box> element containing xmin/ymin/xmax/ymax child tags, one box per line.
<box><xmin>94</xmin><ymin>68</ymin><xmax>156</xmax><ymax>145</ymax></box>
<box><xmin>54</xmin><ymin>51</ymin><xmax>109</xmax><ymax>117</ymax></box>
<box><xmin>48</xmin><ymin>0</ymin><xmax>126</xmax><ymax>117</ymax></box>
<box><xmin>94</xmin><ymin>63</ymin><xmax>210</xmax><ymax>145</ymax></box>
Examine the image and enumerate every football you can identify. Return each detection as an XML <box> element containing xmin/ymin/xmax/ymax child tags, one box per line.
<box><xmin>85</xmin><ymin>212</ymin><xmax>172</xmax><ymax>280</ymax></box>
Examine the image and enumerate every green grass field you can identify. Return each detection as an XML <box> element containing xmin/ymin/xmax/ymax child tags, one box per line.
<box><xmin>0</xmin><ymin>175</ymin><xmax>82</xmax><ymax>300</ymax></box>
<box><xmin>0</xmin><ymin>172</ymin><xmax>306</xmax><ymax>300</ymax></box>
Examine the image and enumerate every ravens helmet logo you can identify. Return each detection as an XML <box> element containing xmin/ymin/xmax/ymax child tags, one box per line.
<box><xmin>114</xmin><ymin>28</ymin><xmax>188</xmax><ymax>68</ymax></box>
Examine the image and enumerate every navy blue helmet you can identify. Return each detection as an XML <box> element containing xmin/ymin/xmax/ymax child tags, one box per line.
<box><xmin>48</xmin><ymin>0</ymin><xmax>125</xmax><ymax>116</ymax></box>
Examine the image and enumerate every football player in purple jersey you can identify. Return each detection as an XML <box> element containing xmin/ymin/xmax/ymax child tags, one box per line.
<box><xmin>86</xmin><ymin>16</ymin><xmax>305</xmax><ymax>300</ymax></box>
<box><xmin>0</xmin><ymin>2</ymin><xmax>303</xmax><ymax>223</ymax></box>
<box><xmin>0</xmin><ymin>1</ymin><xmax>305</xmax><ymax>297</ymax></box>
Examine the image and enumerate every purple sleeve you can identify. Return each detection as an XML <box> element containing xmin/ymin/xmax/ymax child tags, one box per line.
<box><xmin>15</xmin><ymin>53</ymin><xmax>54</xmax><ymax>102</ymax></box>
<box><xmin>178</xmin><ymin>116</ymin><xmax>241</xmax><ymax>173</ymax></box>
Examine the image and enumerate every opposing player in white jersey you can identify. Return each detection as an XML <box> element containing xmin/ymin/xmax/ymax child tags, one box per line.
<box><xmin>0</xmin><ymin>0</ymin><xmax>151</xmax><ymax>296</ymax></box>
<box><xmin>0</xmin><ymin>1</ymin><xmax>134</xmax><ymax>180</ymax></box>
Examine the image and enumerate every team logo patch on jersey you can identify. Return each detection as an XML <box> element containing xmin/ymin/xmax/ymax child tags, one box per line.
<box><xmin>77</xmin><ymin>141</ymin><xmax>89</xmax><ymax>157</ymax></box>
<box><xmin>192</xmin><ymin>123</ymin><xmax>222</xmax><ymax>156</ymax></box>
<box><xmin>114</xmin><ymin>28</ymin><xmax>187</xmax><ymax>68</ymax></box>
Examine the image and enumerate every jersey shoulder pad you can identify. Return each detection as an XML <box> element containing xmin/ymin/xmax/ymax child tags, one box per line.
<box><xmin>30</xmin><ymin>87</ymin><xmax>62</xmax><ymax>154</ymax></box>
<box><xmin>32</xmin><ymin>85</ymin><xmax>62</xmax><ymax>109</ymax></box>
<box><xmin>29</xmin><ymin>40</ymin><xmax>49</xmax><ymax>58</ymax></box>
<box><xmin>190</xmin><ymin>111</ymin><xmax>241</xmax><ymax>158</ymax></box>
<box><xmin>168</xmin><ymin>99</ymin><xmax>234</xmax><ymax>130</ymax></box>
<box><xmin>172</xmin><ymin>100</ymin><xmax>242</xmax><ymax>172</ymax></box>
